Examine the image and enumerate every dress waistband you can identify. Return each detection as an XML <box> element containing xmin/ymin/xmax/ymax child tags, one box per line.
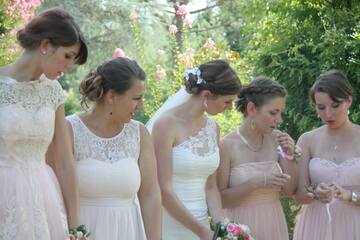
<box><xmin>80</xmin><ymin>197</ymin><xmax>135</xmax><ymax>207</ymax></box>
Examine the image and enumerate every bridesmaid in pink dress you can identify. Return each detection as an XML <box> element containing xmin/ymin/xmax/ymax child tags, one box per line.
<box><xmin>294</xmin><ymin>69</ymin><xmax>360</xmax><ymax>239</ymax></box>
<box><xmin>218</xmin><ymin>77</ymin><xmax>298</xmax><ymax>240</ymax></box>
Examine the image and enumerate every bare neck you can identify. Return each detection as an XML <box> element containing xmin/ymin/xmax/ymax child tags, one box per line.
<box><xmin>2</xmin><ymin>52</ymin><xmax>42</xmax><ymax>82</ymax></box>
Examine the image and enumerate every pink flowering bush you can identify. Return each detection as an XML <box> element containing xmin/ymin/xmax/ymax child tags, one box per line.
<box><xmin>6</xmin><ymin>0</ymin><xmax>42</xmax><ymax>20</ymax></box>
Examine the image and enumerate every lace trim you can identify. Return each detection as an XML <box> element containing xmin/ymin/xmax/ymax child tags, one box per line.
<box><xmin>174</xmin><ymin>117</ymin><xmax>218</xmax><ymax>156</ymax></box>
<box><xmin>0</xmin><ymin>77</ymin><xmax>65</xmax><ymax>111</ymax></box>
<box><xmin>67</xmin><ymin>115</ymin><xmax>141</xmax><ymax>164</ymax></box>
<box><xmin>311</xmin><ymin>157</ymin><xmax>360</xmax><ymax>176</ymax></box>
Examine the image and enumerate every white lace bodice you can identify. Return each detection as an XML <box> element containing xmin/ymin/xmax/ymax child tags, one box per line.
<box><xmin>0</xmin><ymin>76</ymin><xmax>65</xmax><ymax>167</ymax></box>
<box><xmin>170</xmin><ymin>117</ymin><xmax>220</xmax><ymax>220</ymax></box>
<box><xmin>67</xmin><ymin>115</ymin><xmax>140</xmax><ymax>164</ymax></box>
<box><xmin>67</xmin><ymin>115</ymin><xmax>142</xmax><ymax>199</ymax></box>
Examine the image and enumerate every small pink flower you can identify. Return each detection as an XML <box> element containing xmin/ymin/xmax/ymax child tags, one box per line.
<box><xmin>243</xmin><ymin>235</ymin><xmax>250</xmax><ymax>240</ymax></box>
<box><xmin>203</xmin><ymin>38</ymin><xmax>215</xmax><ymax>49</ymax></box>
<box><xmin>68</xmin><ymin>235</ymin><xmax>76</xmax><ymax>240</ymax></box>
<box><xmin>168</xmin><ymin>24</ymin><xmax>178</xmax><ymax>34</ymax></box>
<box><xmin>227</xmin><ymin>223</ymin><xmax>236</xmax><ymax>233</ymax></box>
<box><xmin>176</xmin><ymin>5</ymin><xmax>188</xmax><ymax>16</ymax></box>
<box><xmin>113</xmin><ymin>48</ymin><xmax>126</xmax><ymax>58</ymax></box>
<box><xmin>184</xmin><ymin>17</ymin><xmax>192</xmax><ymax>28</ymax></box>
<box><xmin>155</xmin><ymin>64</ymin><xmax>167</xmax><ymax>80</ymax></box>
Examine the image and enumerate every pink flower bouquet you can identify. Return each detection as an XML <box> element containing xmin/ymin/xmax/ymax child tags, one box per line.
<box><xmin>212</xmin><ymin>218</ymin><xmax>254</xmax><ymax>240</ymax></box>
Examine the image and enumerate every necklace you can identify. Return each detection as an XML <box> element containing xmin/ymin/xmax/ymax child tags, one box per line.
<box><xmin>236</xmin><ymin>128</ymin><xmax>264</xmax><ymax>152</ymax></box>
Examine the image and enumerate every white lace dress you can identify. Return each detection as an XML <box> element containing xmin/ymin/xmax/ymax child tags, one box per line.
<box><xmin>162</xmin><ymin>117</ymin><xmax>220</xmax><ymax>240</ymax></box>
<box><xmin>0</xmin><ymin>76</ymin><xmax>68</xmax><ymax>240</ymax></box>
<box><xmin>66</xmin><ymin>115</ymin><xmax>146</xmax><ymax>240</ymax></box>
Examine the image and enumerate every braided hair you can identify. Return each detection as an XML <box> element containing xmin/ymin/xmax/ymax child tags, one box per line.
<box><xmin>236</xmin><ymin>77</ymin><xmax>287</xmax><ymax>116</ymax></box>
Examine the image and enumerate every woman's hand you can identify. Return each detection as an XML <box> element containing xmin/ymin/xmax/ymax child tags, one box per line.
<box><xmin>333</xmin><ymin>184</ymin><xmax>352</xmax><ymax>202</ymax></box>
<box><xmin>276</xmin><ymin>131</ymin><xmax>295</xmax><ymax>157</ymax></box>
<box><xmin>314</xmin><ymin>183</ymin><xmax>333</xmax><ymax>203</ymax></box>
<box><xmin>199</xmin><ymin>227</ymin><xmax>213</xmax><ymax>240</ymax></box>
<box><xmin>265</xmin><ymin>172</ymin><xmax>291</xmax><ymax>188</ymax></box>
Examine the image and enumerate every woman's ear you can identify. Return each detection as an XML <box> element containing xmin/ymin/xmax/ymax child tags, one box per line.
<box><xmin>105</xmin><ymin>89</ymin><xmax>117</xmax><ymax>105</ymax></box>
<box><xmin>246</xmin><ymin>101</ymin><xmax>257</xmax><ymax>117</ymax></box>
<box><xmin>39</xmin><ymin>38</ymin><xmax>51</xmax><ymax>55</ymax></box>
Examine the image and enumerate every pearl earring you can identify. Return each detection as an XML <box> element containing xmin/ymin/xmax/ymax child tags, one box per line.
<box><xmin>109</xmin><ymin>111</ymin><xmax>112</xmax><ymax>115</ymax></box>
<box><xmin>42</xmin><ymin>51</ymin><xmax>46</xmax><ymax>55</ymax></box>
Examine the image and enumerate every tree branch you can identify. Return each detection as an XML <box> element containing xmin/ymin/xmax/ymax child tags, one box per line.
<box><xmin>188</xmin><ymin>21</ymin><xmax>232</xmax><ymax>33</ymax></box>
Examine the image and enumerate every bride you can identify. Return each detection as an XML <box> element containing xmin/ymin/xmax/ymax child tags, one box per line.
<box><xmin>147</xmin><ymin>60</ymin><xmax>242</xmax><ymax>239</ymax></box>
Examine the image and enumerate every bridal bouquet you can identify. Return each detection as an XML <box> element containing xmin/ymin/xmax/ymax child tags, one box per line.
<box><xmin>212</xmin><ymin>219</ymin><xmax>254</xmax><ymax>240</ymax></box>
<box><xmin>68</xmin><ymin>225</ymin><xmax>90</xmax><ymax>240</ymax></box>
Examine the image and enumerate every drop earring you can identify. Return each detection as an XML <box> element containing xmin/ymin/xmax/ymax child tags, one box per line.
<box><xmin>251</xmin><ymin>119</ymin><xmax>255</xmax><ymax>130</ymax></box>
<box><xmin>203</xmin><ymin>98</ymin><xmax>208</xmax><ymax>109</ymax></box>
<box><xmin>109</xmin><ymin>111</ymin><xmax>113</xmax><ymax>115</ymax></box>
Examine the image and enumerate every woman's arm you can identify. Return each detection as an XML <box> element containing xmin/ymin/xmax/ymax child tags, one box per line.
<box><xmin>138</xmin><ymin>124</ymin><xmax>162</xmax><ymax>240</ymax></box>
<box><xmin>294</xmin><ymin>133</ymin><xmax>314</xmax><ymax>204</ymax></box>
<box><xmin>152</xmin><ymin>116</ymin><xmax>212</xmax><ymax>239</ymax></box>
<box><xmin>276</xmin><ymin>132</ymin><xmax>299</xmax><ymax>196</ymax></box>
<box><xmin>206</xmin><ymin>125</ymin><xmax>223</xmax><ymax>223</ymax></box>
<box><xmin>46</xmin><ymin>105</ymin><xmax>79</xmax><ymax>228</ymax></box>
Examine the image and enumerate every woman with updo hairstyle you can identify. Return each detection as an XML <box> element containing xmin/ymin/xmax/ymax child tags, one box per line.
<box><xmin>293</xmin><ymin>70</ymin><xmax>360</xmax><ymax>240</ymax></box>
<box><xmin>217</xmin><ymin>77</ymin><xmax>298</xmax><ymax>240</ymax></box>
<box><xmin>146</xmin><ymin>60</ymin><xmax>241</xmax><ymax>240</ymax></box>
<box><xmin>0</xmin><ymin>7</ymin><xmax>87</xmax><ymax>239</ymax></box>
<box><xmin>66</xmin><ymin>57</ymin><xmax>161</xmax><ymax>240</ymax></box>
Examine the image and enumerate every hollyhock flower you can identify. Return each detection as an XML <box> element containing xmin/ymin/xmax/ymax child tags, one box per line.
<box><xmin>155</xmin><ymin>65</ymin><xmax>166</xmax><ymax>80</ymax></box>
<box><xmin>203</xmin><ymin>38</ymin><xmax>215</xmax><ymax>49</ymax></box>
<box><xmin>113</xmin><ymin>48</ymin><xmax>126</xmax><ymax>58</ymax></box>
<box><xmin>129</xmin><ymin>10</ymin><xmax>139</xmax><ymax>20</ymax></box>
<box><xmin>184</xmin><ymin>17</ymin><xmax>192</xmax><ymax>28</ymax></box>
<box><xmin>179</xmin><ymin>48</ymin><xmax>195</xmax><ymax>68</ymax></box>
<box><xmin>176</xmin><ymin>5</ymin><xmax>188</xmax><ymax>16</ymax></box>
<box><xmin>168</xmin><ymin>24</ymin><xmax>178</xmax><ymax>34</ymax></box>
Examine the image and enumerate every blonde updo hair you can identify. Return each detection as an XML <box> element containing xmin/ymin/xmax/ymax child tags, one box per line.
<box><xmin>79</xmin><ymin>57</ymin><xmax>146</xmax><ymax>108</ymax></box>
<box><xmin>184</xmin><ymin>60</ymin><xmax>241</xmax><ymax>96</ymax></box>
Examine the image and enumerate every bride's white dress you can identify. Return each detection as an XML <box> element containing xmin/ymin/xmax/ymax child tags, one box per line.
<box><xmin>162</xmin><ymin>116</ymin><xmax>220</xmax><ymax>239</ymax></box>
<box><xmin>66</xmin><ymin>115</ymin><xmax>146</xmax><ymax>240</ymax></box>
<box><xmin>0</xmin><ymin>76</ymin><xmax>68</xmax><ymax>240</ymax></box>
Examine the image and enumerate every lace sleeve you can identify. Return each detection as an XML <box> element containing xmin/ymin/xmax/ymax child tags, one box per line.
<box><xmin>50</xmin><ymin>80</ymin><xmax>66</xmax><ymax>109</ymax></box>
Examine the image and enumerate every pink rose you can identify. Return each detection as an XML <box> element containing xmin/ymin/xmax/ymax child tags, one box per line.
<box><xmin>243</xmin><ymin>235</ymin><xmax>250</xmax><ymax>240</ymax></box>
<box><xmin>113</xmin><ymin>48</ymin><xmax>126</xmax><ymax>58</ymax></box>
<box><xmin>168</xmin><ymin>24</ymin><xmax>178</xmax><ymax>34</ymax></box>
<box><xmin>68</xmin><ymin>235</ymin><xmax>76</xmax><ymax>240</ymax></box>
<box><xmin>176</xmin><ymin>5</ymin><xmax>188</xmax><ymax>16</ymax></box>
<box><xmin>227</xmin><ymin>223</ymin><xmax>236</xmax><ymax>233</ymax></box>
<box><xmin>233</xmin><ymin>225</ymin><xmax>243</xmax><ymax>235</ymax></box>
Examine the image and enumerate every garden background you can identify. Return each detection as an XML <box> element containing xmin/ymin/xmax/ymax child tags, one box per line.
<box><xmin>1</xmin><ymin>0</ymin><xmax>359</xmax><ymax>238</ymax></box>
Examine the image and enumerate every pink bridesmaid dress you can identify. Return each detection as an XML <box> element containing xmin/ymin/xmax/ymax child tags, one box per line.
<box><xmin>294</xmin><ymin>157</ymin><xmax>360</xmax><ymax>240</ymax></box>
<box><xmin>225</xmin><ymin>161</ymin><xmax>289</xmax><ymax>240</ymax></box>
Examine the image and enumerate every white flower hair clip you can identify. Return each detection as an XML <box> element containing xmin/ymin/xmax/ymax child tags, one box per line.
<box><xmin>184</xmin><ymin>67</ymin><xmax>206</xmax><ymax>85</ymax></box>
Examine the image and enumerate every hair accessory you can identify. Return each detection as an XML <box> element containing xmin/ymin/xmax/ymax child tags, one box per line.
<box><xmin>184</xmin><ymin>67</ymin><xmax>206</xmax><ymax>85</ymax></box>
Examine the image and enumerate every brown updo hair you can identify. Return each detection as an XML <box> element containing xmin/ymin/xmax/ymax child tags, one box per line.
<box><xmin>184</xmin><ymin>60</ymin><xmax>241</xmax><ymax>96</ymax></box>
<box><xmin>310</xmin><ymin>69</ymin><xmax>353</xmax><ymax>104</ymax></box>
<box><xmin>80</xmin><ymin>57</ymin><xmax>146</xmax><ymax>108</ymax></box>
<box><xmin>236</xmin><ymin>77</ymin><xmax>287</xmax><ymax>116</ymax></box>
<box><xmin>16</xmin><ymin>7</ymin><xmax>87</xmax><ymax>65</ymax></box>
